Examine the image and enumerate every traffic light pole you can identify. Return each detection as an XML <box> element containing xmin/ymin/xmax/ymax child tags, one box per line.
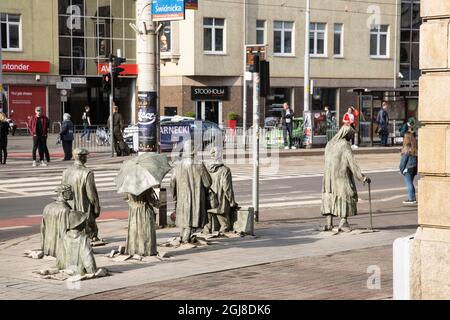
<box><xmin>252</xmin><ymin>59</ymin><xmax>260</xmax><ymax>223</ymax></box>
<box><xmin>109</xmin><ymin>60</ymin><xmax>114</xmax><ymax>157</ymax></box>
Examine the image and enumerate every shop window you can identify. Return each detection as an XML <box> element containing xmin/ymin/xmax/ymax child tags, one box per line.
<box><xmin>1</xmin><ymin>13</ymin><xmax>21</xmax><ymax>50</ymax></box>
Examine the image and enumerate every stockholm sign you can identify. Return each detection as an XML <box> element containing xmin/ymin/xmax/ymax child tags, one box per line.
<box><xmin>152</xmin><ymin>0</ymin><xmax>185</xmax><ymax>21</ymax></box>
<box><xmin>191</xmin><ymin>87</ymin><xmax>229</xmax><ymax>101</ymax></box>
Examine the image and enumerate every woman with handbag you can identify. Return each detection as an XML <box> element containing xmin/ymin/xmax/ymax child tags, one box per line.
<box><xmin>399</xmin><ymin>129</ymin><xmax>418</xmax><ymax>205</ymax></box>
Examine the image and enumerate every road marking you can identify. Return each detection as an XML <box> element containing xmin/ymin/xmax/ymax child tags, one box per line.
<box><xmin>0</xmin><ymin>226</ymin><xmax>32</xmax><ymax>231</ymax></box>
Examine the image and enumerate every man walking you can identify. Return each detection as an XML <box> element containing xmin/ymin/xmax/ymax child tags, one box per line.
<box><xmin>376</xmin><ymin>102</ymin><xmax>390</xmax><ymax>146</ymax></box>
<box><xmin>107</xmin><ymin>105</ymin><xmax>124</xmax><ymax>156</ymax></box>
<box><xmin>28</xmin><ymin>106</ymin><xmax>50</xmax><ymax>167</ymax></box>
<box><xmin>60</xmin><ymin>113</ymin><xmax>74</xmax><ymax>161</ymax></box>
<box><xmin>282</xmin><ymin>102</ymin><xmax>296</xmax><ymax>149</ymax></box>
<box><xmin>80</xmin><ymin>105</ymin><xmax>92</xmax><ymax>142</ymax></box>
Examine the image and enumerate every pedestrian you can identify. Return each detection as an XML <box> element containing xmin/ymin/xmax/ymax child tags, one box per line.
<box><xmin>400</xmin><ymin>117</ymin><xmax>416</xmax><ymax>137</ymax></box>
<box><xmin>80</xmin><ymin>105</ymin><xmax>92</xmax><ymax>142</ymax></box>
<box><xmin>324</xmin><ymin>106</ymin><xmax>333</xmax><ymax>128</ymax></box>
<box><xmin>399</xmin><ymin>128</ymin><xmax>418</xmax><ymax>205</ymax></box>
<box><xmin>60</xmin><ymin>113</ymin><xmax>74</xmax><ymax>161</ymax></box>
<box><xmin>28</xmin><ymin>106</ymin><xmax>50</xmax><ymax>167</ymax></box>
<box><xmin>376</xmin><ymin>102</ymin><xmax>390</xmax><ymax>146</ymax></box>
<box><xmin>6</xmin><ymin>118</ymin><xmax>16</xmax><ymax>136</ymax></box>
<box><xmin>170</xmin><ymin>140</ymin><xmax>212</xmax><ymax>243</ymax></box>
<box><xmin>125</xmin><ymin>188</ymin><xmax>159</xmax><ymax>257</ymax></box>
<box><xmin>282</xmin><ymin>102</ymin><xmax>296</xmax><ymax>149</ymax></box>
<box><xmin>107</xmin><ymin>104</ymin><xmax>125</xmax><ymax>156</ymax></box>
<box><xmin>0</xmin><ymin>112</ymin><xmax>10</xmax><ymax>165</ymax></box>
<box><xmin>320</xmin><ymin>125</ymin><xmax>371</xmax><ymax>232</ymax></box>
<box><xmin>61</xmin><ymin>148</ymin><xmax>101</xmax><ymax>242</ymax></box>
<box><xmin>342</xmin><ymin>106</ymin><xmax>359</xmax><ymax>148</ymax></box>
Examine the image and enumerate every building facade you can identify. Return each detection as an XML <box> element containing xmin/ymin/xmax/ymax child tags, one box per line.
<box><xmin>0</xmin><ymin>0</ymin><xmax>59</xmax><ymax>128</ymax></box>
<box><xmin>159</xmin><ymin>0</ymin><xmax>401</xmax><ymax>133</ymax></box>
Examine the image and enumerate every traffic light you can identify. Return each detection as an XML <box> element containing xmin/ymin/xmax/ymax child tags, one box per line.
<box><xmin>249</xmin><ymin>53</ymin><xmax>260</xmax><ymax>73</ymax></box>
<box><xmin>259</xmin><ymin>61</ymin><xmax>270</xmax><ymax>98</ymax></box>
<box><xmin>112</xmin><ymin>56</ymin><xmax>126</xmax><ymax>78</ymax></box>
<box><xmin>102</xmin><ymin>73</ymin><xmax>111</xmax><ymax>93</ymax></box>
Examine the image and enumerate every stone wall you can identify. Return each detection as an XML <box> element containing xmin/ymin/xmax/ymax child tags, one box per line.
<box><xmin>410</xmin><ymin>0</ymin><xmax>450</xmax><ymax>299</ymax></box>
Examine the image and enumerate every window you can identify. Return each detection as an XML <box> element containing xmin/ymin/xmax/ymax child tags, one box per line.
<box><xmin>274</xmin><ymin>21</ymin><xmax>293</xmax><ymax>55</ymax></box>
<box><xmin>160</xmin><ymin>21</ymin><xmax>171</xmax><ymax>53</ymax></box>
<box><xmin>203</xmin><ymin>18</ymin><xmax>225</xmax><ymax>54</ymax></box>
<box><xmin>256</xmin><ymin>20</ymin><xmax>266</xmax><ymax>45</ymax></box>
<box><xmin>400</xmin><ymin>0</ymin><xmax>421</xmax><ymax>83</ymax></box>
<box><xmin>309</xmin><ymin>23</ymin><xmax>326</xmax><ymax>56</ymax></box>
<box><xmin>333</xmin><ymin>23</ymin><xmax>343</xmax><ymax>57</ymax></box>
<box><xmin>1</xmin><ymin>13</ymin><xmax>21</xmax><ymax>50</ymax></box>
<box><xmin>370</xmin><ymin>25</ymin><xmax>389</xmax><ymax>57</ymax></box>
<box><xmin>58</xmin><ymin>0</ymin><xmax>137</xmax><ymax>76</ymax></box>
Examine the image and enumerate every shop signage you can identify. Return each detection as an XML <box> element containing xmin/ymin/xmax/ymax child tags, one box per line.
<box><xmin>63</xmin><ymin>77</ymin><xmax>87</xmax><ymax>85</ymax></box>
<box><xmin>152</xmin><ymin>0</ymin><xmax>185</xmax><ymax>21</ymax></box>
<box><xmin>2</xmin><ymin>60</ymin><xmax>50</xmax><ymax>73</ymax></box>
<box><xmin>97</xmin><ymin>63</ymin><xmax>138</xmax><ymax>76</ymax></box>
<box><xmin>191</xmin><ymin>86</ymin><xmax>229</xmax><ymax>101</ymax></box>
<box><xmin>56</xmin><ymin>82</ymin><xmax>72</xmax><ymax>90</ymax></box>
<box><xmin>185</xmin><ymin>0</ymin><xmax>198</xmax><ymax>10</ymax></box>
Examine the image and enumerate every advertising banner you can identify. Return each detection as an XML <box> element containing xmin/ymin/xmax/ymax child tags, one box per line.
<box><xmin>97</xmin><ymin>63</ymin><xmax>138</xmax><ymax>76</ymax></box>
<box><xmin>303</xmin><ymin>111</ymin><xmax>313</xmax><ymax>147</ymax></box>
<box><xmin>152</xmin><ymin>0</ymin><xmax>185</xmax><ymax>21</ymax></box>
<box><xmin>185</xmin><ymin>0</ymin><xmax>198</xmax><ymax>10</ymax></box>
<box><xmin>8</xmin><ymin>86</ymin><xmax>47</xmax><ymax>128</ymax></box>
<box><xmin>138</xmin><ymin>92</ymin><xmax>158</xmax><ymax>153</ymax></box>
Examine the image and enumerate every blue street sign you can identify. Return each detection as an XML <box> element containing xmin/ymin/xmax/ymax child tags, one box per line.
<box><xmin>152</xmin><ymin>0</ymin><xmax>185</xmax><ymax>22</ymax></box>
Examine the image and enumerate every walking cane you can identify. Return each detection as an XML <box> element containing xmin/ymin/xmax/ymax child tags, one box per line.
<box><xmin>368</xmin><ymin>180</ymin><xmax>374</xmax><ymax>231</ymax></box>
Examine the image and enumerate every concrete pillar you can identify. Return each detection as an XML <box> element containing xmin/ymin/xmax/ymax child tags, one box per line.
<box><xmin>409</xmin><ymin>0</ymin><xmax>450</xmax><ymax>299</ymax></box>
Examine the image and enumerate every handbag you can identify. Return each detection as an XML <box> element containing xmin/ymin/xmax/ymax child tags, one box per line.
<box><xmin>208</xmin><ymin>189</ymin><xmax>219</xmax><ymax>210</ymax></box>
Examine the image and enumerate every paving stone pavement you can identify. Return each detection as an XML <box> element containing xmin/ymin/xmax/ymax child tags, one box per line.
<box><xmin>77</xmin><ymin>245</ymin><xmax>393</xmax><ymax>300</ymax></box>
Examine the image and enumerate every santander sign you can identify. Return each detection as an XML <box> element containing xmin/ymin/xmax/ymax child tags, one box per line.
<box><xmin>2</xmin><ymin>60</ymin><xmax>50</xmax><ymax>73</ymax></box>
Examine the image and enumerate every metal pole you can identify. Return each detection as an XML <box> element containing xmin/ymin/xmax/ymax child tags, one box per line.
<box><xmin>156</xmin><ymin>24</ymin><xmax>161</xmax><ymax>154</ymax></box>
<box><xmin>242</xmin><ymin>0</ymin><xmax>247</xmax><ymax>149</ymax></box>
<box><xmin>304</xmin><ymin>0</ymin><xmax>311</xmax><ymax>112</ymax></box>
<box><xmin>252</xmin><ymin>71</ymin><xmax>260</xmax><ymax>222</ymax></box>
<box><xmin>368</xmin><ymin>181</ymin><xmax>373</xmax><ymax>230</ymax></box>
<box><xmin>394</xmin><ymin>0</ymin><xmax>399</xmax><ymax>88</ymax></box>
<box><xmin>109</xmin><ymin>60</ymin><xmax>114</xmax><ymax>157</ymax></box>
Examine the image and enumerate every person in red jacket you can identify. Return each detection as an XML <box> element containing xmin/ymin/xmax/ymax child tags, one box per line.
<box><xmin>342</xmin><ymin>106</ymin><xmax>359</xmax><ymax>148</ymax></box>
<box><xmin>28</xmin><ymin>106</ymin><xmax>50</xmax><ymax>167</ymax></box>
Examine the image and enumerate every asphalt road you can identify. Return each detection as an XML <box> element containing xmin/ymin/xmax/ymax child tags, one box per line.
<box><xmin>0</xmin><ymin>165</ymin><xmax>410</xmax><ymax>241</ymax></box>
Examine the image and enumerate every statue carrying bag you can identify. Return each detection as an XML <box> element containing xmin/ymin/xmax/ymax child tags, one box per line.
<box><xmin>207</xmin><ymin>188</ymin><xmax>219</xmax><ymax>210</ymax></box>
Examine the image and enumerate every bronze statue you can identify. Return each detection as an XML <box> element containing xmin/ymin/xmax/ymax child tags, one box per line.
<box><xmin>61</xmin><ymin>148</ymin><xmax>101</xmax><ymax>241</ymax></box>
<box><xmin>125</xmin><ymin>188</ymin><xmax>159</xmax><ymax>256</ymax></box>
<box><xmin>204</xmin><ymin>147</ymin><xmax>238</xmax><ymax>234</ymax></box>
<box><xmin>321</xmin><ymin>125</ymin><xmax>371</xmax><ymax>232</ymax></box>
<box><xmin>170</xmin><ymin>140</ymin><xmax>212</xmax><ymax>243</ymax></box>
<box><xmin>56</xmin><ymin>210</ymin><xmax>97</xmax><ymax>276</ymax></box>
<box><xmin>40</xmin><ymin>184</ymin><xmax>73</xmax><ymax>257</ymax></box>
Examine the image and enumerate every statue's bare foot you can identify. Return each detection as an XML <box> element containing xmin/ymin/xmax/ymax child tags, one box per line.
<box><xmin>338</xmin><ymin>219</ymin><xmax>352</xmax><ymax>233</ymax></box>
<box><xmin>320</xmin><ymin>225</ymin><xmax>334</xmax><ymax>232</ymax></box>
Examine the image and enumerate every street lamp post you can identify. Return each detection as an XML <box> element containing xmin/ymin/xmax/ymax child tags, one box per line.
<box><xmin>304</xmin><ymin>0</ymin><xmax>311</xmax><ymax>113</ymax></box>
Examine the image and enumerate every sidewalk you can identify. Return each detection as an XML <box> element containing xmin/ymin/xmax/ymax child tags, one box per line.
<box><xmin>5</xmin><ymin>134</ymin><xmax>401</xmax><ymax>162</ymax></box>
<box><xmin>0</xmin><ymin>201</ymin><xmax>417</xmax><ymax>300</ymax></box>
